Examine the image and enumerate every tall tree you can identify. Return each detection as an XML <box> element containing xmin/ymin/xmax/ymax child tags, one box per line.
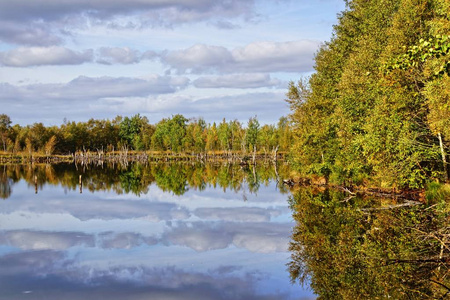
<box><xmin>0</xmin><ymin>114</ymin><xmax>12</xmax><ymax>152</ymax></box>
<box><xmin>206</xmin><ymin>122</ymin><xmax>218</xmax><ymax>152</ymax></box>
<box><xmin>245</xmin><ymin>116</ymin><xmax>260</xmax><ymax>152</ymax></box>
<box><xmin>217</xmin><ymin>118</ymin><xmax>231</xmax><ymax>151</ymax></box>
<box><xmin>119</xmin><ymin>114</ymin><xmax>146</xmax><ymax>150</ymax></box>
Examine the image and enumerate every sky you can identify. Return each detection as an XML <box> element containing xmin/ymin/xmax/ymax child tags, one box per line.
<box><xmin>0</xmin><ymin>0</ymin><xmax>346</xmax><ymax>126</ymax></box>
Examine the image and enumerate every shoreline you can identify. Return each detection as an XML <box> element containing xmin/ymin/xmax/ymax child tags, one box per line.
<box><xmin>0</xmin><ymin>151</ymin><xmax>287</xmax><ymax>165</ymax></box>
<box><xmin>283</xmin><ymin>177</ymin><xmax>425</xmax><ymax>202</ymax></box>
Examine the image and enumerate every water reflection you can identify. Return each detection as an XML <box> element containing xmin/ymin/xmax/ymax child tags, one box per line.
<box><xmin>288</xmin><ymin>187</ymin><xmax>450</xmax><ymax>299</ymax></box>
<box><xmin>0</xmin><ymin>165</ymin><xmax>12</xmax><ymax>199</ymax></box>
<box><xmin>0</xmin><ymin>162</ymin><xmax>290</xmax><ymax>199</ymax></box>
<box><xmin>0</xmin><ymin>162</ymin><xmax>309</xmax><ymax>299</ymax></box>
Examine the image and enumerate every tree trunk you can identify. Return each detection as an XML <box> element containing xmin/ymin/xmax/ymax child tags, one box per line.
<box><xmin>438</xmin><ymin>132</ymin><xmax>449</xmax><ymax>183</ymax></box>
<box><xmin>252</xmin><ymin>145</ymin><xmax>256</xmax><ymax>165</ymax></box>
<box><xmin>272</xmin><ymin>145</ymin><xmax>279</xmax><ymax>163</ymax></box>
<box><xmin>1</xmin><ymin>134</ymin><xmax>6</xmax><ymax>152</ymax></box>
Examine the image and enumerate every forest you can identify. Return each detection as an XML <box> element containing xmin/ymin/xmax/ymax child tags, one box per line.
<box><xmin>286</xmin><ymin>0</ymin><xmax>450</xmax><ymax>189</ymax></box>
<box><xmin>0</xmin><ymin>113</ymin><xmax>292</xmax><ymax>158</ymax></box>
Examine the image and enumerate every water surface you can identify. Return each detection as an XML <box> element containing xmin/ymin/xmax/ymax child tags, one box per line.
<box><xmin>0</xmin><ymin>162</ymin><xmax>314</xmax><ymax>299</ymax></box>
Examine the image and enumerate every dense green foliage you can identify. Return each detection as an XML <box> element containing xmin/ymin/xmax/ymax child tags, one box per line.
<box><xmin>0</xmin><ymin>114</ymin><xmax>293</xmax><ymax>156</ymax></box>
<box><xmin>287</xmin><ymin>0</ymin><xmax>450</xmax><ymax>188</ymax></box>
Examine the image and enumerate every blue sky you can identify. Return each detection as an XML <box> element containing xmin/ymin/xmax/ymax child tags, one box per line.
<box><xmin>0</xmin><ymin>0</ymin><xmax>345</xmax><ymax>126</ymax></box>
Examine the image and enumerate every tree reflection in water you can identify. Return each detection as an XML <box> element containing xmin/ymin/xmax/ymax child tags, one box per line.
<box><xmin>0</xmin><ymin>165</ymin><xmax>12</xmax><ymax>199</ymax></box>
<box><xmin>288</xmin><ymin>187</ymin><xmax>450</xmax><ymax>299</ymax></box>
<box><xmin>0</xmin><ymin>162</ymin><xmax>291</xmax><ymax>199</ymax></box>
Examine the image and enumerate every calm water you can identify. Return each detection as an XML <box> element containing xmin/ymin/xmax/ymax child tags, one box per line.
<box><xmin>0</xmin><ymin>163</ymin><xmax>314</xmax><ymax>299</ymax></box>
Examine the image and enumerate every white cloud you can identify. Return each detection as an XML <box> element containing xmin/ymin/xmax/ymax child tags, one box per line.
<box><xmin>0</xmin><ymin>47</ymin><xmax>93</xmax><ymax>67</ymax></box>
<box><xmin>90</xmin><ymin>91</ymin><xmax>289</xmax><ymax>125</ymax></box>
<box><xmin>233</xmin><ymin>233</ymin><xmax>289</xmax><ymax>253</ymax></box>
<box><xmin>0</xmin><ymin>230</ymin><xmax>94</xmax><ymax>250</ymax></box>
<box><xmin>0</xmin><ymin>84</ymin><xmax>286</xmax><ymax>125</ymax></box>
<box><xmin>0</xmin><ymin>0</ymin><xmax>257</xmax><ymax>22</ymax></box>
<box><xmin>99</xmin><ymin>232</ymin><xmax>157</xmax><ymax>249</ymax></box>
<box><xmin>0</xmin><ymin>75</ymin><xmax>189</xmax><ymax>102</ymax></box>
<box><xmin>0</xmin><ymin>21</ymin><xmax>63</xmax><ymax>46</ymax></box>
<box><xmin>66</xmin><ymin>75</ymin><xmax>188</xmax><ymax>98</ymax></box>
<box><xmin>163</xmin><ymin>221</ymin><xmax>292</xmax><ymax>253</ymax></box>
<box><xmin>193</xmin><ymin>73</ymin><xmax>281</xmax><ymax>89</ymax></box>
<box><xmin>0</xmin><ymin>46</ymin><xmax>161</xmax><ymax>67</ymax></box>
<box><xmin>164</xmin><ymin>44</ymin><xmax>233</xmax><ymax>73</ymax></box>
<box><xmin>0</xmin><ymin>192</ymin><xmax>191</xmax><ymax>222</ymax></box>
<box><xmin>179</xmin><ymin>92</ymin><xmax>289</xmax><ymax>124</ymax></box>
<box><xmin>165</xmin><ymin>224</ymin><xmax>233</xmax><ymax>252</ymax></box>
<box><xmin>96</xmin><ymin>47</ymin><xmax>158</xmax><ymax>65</ymax></box>
<box><xmin>231</xmin><ymin>40</ymin><xmax>319</xmax><ymax>72</ymax></box>
<box><xmin>0</xmin><ymin>0</ymin><xmax>259</xmax><ymax>46</ymax></box>
<box><xmin>194</xmin><ymin>207</ymin><xmax>275</xmax><ymax>222</ymax></box>
<box><xmin>0</xmin><ymin>40</ymin><xmax>317</xmax><ymax>73</ymax></box>
<box><xmin>97</xmin><ymin>47</ymin><xmax>142</xmax><ymax>65</ymax></box>
<box><xmin>162</xmin><ymin>40</ymin><xmax>320</xmax><ymax>73</ymax></box>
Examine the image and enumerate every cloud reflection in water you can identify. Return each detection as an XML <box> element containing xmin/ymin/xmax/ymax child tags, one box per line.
<box><xmin>0</xmin><ymin>164</ymin><xmax>314</xmax><ymax>299</ymax></box>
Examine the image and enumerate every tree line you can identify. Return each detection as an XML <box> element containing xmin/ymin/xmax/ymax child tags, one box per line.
<box><xmin>287</xmin><ymin>0</ymin><xmax>450</xmax><ymax>189</ymax></box>
<box><xmin>0</xmin><ymin>114</ymin><xmax>292</xmax><ymax>156</ymax></box>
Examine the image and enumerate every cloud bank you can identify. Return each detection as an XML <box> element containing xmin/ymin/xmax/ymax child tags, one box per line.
<box><xmin>0</xmin><ymin>0</ymin><xmax>261</xmax><ymax>46</ymax></box>
<box><xmin>164</xmin><ymin>40</ymin><xmax>319</xmax><ymax>74</ymax></box>
<box><xmin>1</xmin><ymin>40</ymin><xmax>317</xmax><ymax>74</ymax></box>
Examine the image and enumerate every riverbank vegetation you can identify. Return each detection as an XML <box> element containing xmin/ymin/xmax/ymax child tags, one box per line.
<box><xmin>0</xmin><ymin>113</ymin><xmax>292</xmax><ymax>162</ymax></box>
<box><xmin>286</xmin><ymin>0</ymin><xmax>450</xmax><ymax>189</ymax></box>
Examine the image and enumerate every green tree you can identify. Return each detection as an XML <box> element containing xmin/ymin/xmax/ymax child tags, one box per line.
<box><xmin>28</xmin><ymin>122</ymin><xmax>51</xmax><ymax>153</ymax></box>
<box><xmin>185</xmin><ymin>118</ymin><xmax>207</xmax><ymax>152</ymax></box>
<box><xmin>151</xmin><ymin>115</ymin><xmax>187</xmax><ymax>152</ymax></box>
<box><xmin>258</xmin><ymin>124</ymin><xmax>277</xmax><ymax>156</ymax></box>
<box><xmin>229</xmin><ymin>120</ymin><xmax>244</xmax><ymax>152</ymax></box>
<box><xmin>119</xmin><ymin>114</ymin><xmax>147</xmax><ymax>150</ymax></box>
<box><xmin>86</xmin><ymin>118</ymin><xmax>120</xmax><ymax>151</ymax></box>
<box><xmin>152</xmin><ymin>118</ymin><xmax>169</xmax><ymax>151</ymax></box>
<box><xmin>217</xmin><ymin>118</ymin><xmax>231</xmax><ymax>151</ymax></box>
<box><xmin>277</xmin><ymin>116</ymin><xmax>292</xmax><ymax>152</ymax></box>
<box><xmin>245</xmin><ymin>116</ymin><xmax>260</xmax><ymax>152</ymax></box>
<box><xmin>206</xmin><ymin>122</ymin><xmax>218</xmax><ymax>151</ymax></box>
<box><xmin>44</xmin><ymin>135</ymin><xmax>57</xmax><ymax>156</ymax></box>
<box><xmin>167</xmin><ymin>114</ymin><xmax>187</xmax><ymax>152</ymax></box>
<box><xmin>0</xmin><ymin>114</ymin><xmax>12</xmax><ymax>152</ymax></box>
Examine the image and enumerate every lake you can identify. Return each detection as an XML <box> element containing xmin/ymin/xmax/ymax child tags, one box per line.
<box><xmin>0</xmin><ymin>162</ymin><xmax>315</xmax><ymax>299</ymax></box>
